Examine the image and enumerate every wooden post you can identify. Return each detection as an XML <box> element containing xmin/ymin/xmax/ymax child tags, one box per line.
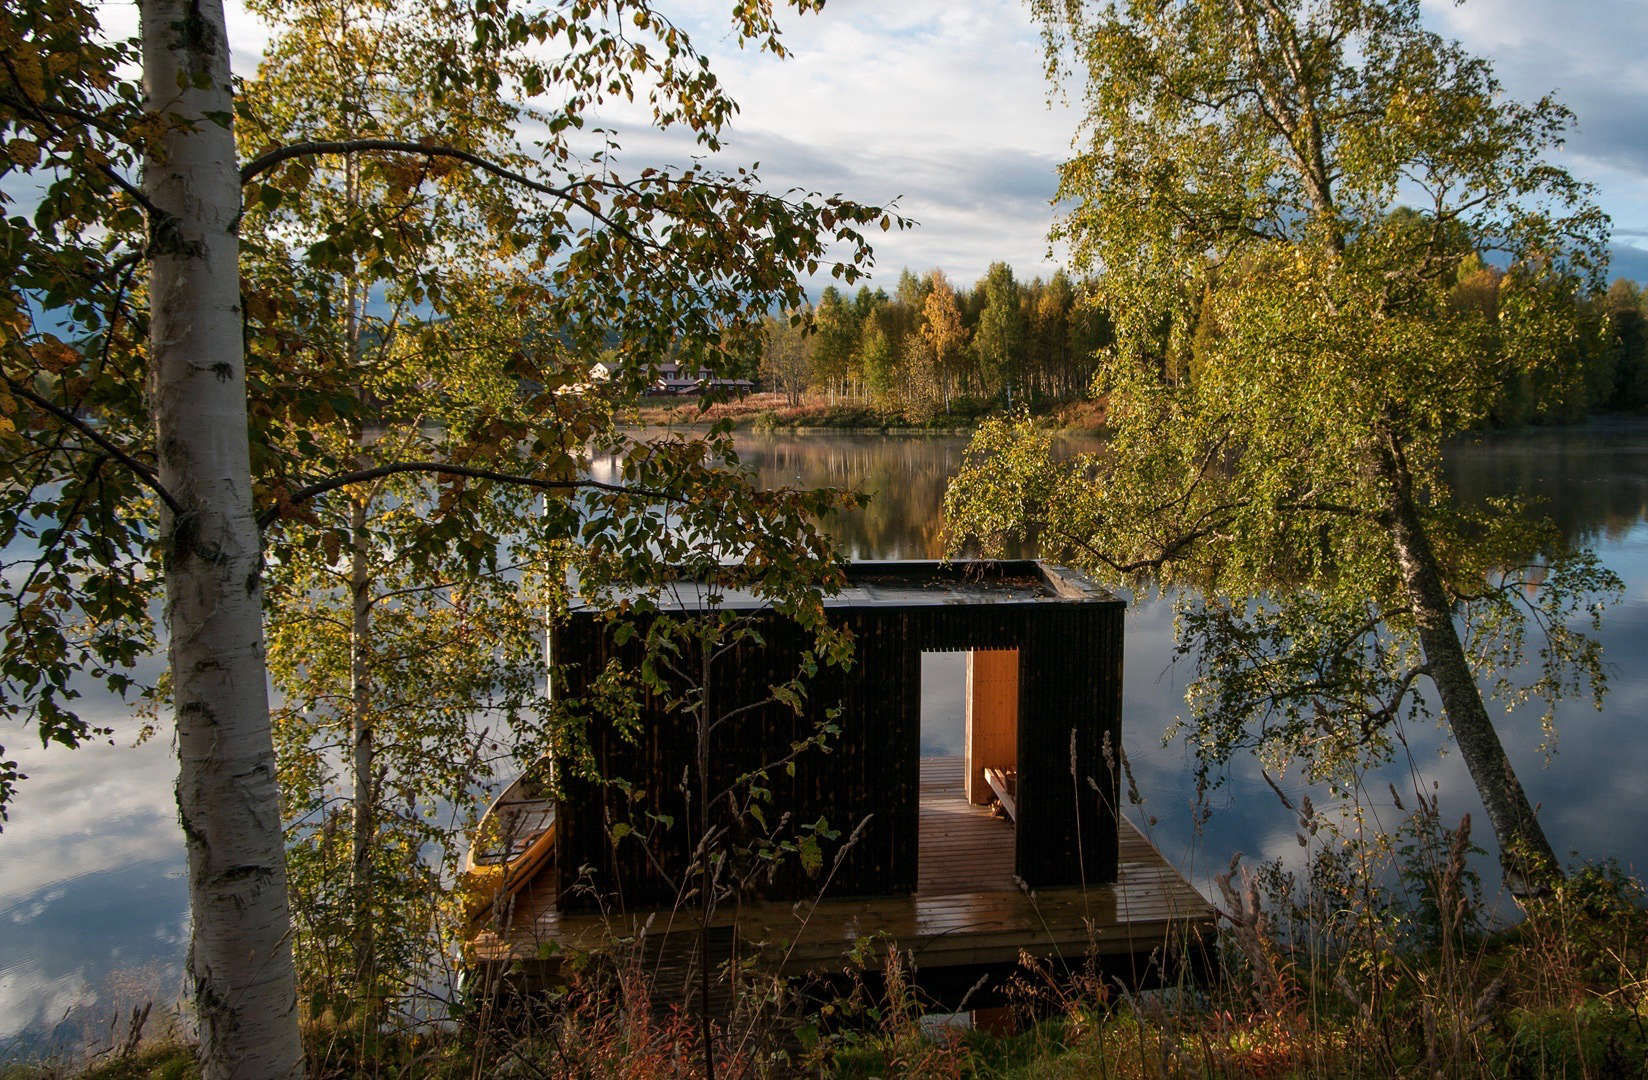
<box><xmin>965</xmin><ymin>649</ymin><xmax>1018</xmax><ymax>806</ymax></box>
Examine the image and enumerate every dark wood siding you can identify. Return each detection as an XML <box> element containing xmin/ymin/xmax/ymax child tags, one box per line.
<box><xmin>1014</xmin><ymin>603</ymin><xmax>1122</xmax><ymax>887</ymax></box>
<box><xmin>551</xmin><ymin>563</ymin><xmax>1124</xmax><ymax>913</ymax></box>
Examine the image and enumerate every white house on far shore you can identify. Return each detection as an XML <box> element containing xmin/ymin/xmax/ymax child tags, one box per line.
<box><xmin>580</xmin><ymin>359</ymin><xmax>754</xmax><ymax>395</ymax></box>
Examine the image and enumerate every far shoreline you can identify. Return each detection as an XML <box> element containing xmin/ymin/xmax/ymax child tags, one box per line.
<box><xmin>622</xmin><ymin>391</ymin><xmax>1647</xmax><ymax>441</ymax></box>
<box><xmin>622</xmin><ymin>390</ymin><xmax>1109</xmax><ymax>436</ymax></box>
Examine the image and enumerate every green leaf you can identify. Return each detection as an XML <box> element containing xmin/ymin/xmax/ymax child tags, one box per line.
<box><xmin>798</xmin><ymin>835</ymin><xmax>822</xmax><ymax>877</ymax></box>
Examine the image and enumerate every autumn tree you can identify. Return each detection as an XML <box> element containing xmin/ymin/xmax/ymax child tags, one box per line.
<box><xmin>900</xmin><ymin>321</ymin><xmax>942</xmax><ymax>418</ymax></box>
<box><xmin>2</xmin><ymin>0</ymin><xmax>899</xmax><ymax>1073</ymax></box>
<box><xmin>951</xmin><ymin>0</ymin><xmax>1618</xmax><ymax>896</ymax></box>
<box><xmin>762</xmin><ymin>307</ymin><xmax>813</xmax><ymax>407</ymax></box>
<box><xmin>921</xmin><ymin>270</ymin><xmax>968</xmax><ymax>413</ymax></box>
<box><xmin>747</xmin><ymin>262</ymin><xmax>1111</xmax><ymax>409</ymax></box>
<box><xmin>1028</xmin><ymin>271</ymin><xmax>1073</xmax><ymax>397</ymax></box>
<box><xmin>230</xmin><ymin>0</ymin><xmax>558</xmax><ymax>1017</ymax></box>
<box><xmin>891</xmin><ymin>269</ymin><xmax>931</xmax><ymax>345</ymax></box>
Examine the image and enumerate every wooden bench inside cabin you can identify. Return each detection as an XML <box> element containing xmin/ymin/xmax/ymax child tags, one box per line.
<box><xmin>984</xmin><ymin>766</ymin><xmax>1017</xmax><ymax>821</ymax></box>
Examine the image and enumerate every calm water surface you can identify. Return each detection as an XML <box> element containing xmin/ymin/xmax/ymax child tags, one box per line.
<box><xmin>4</xmin><ymin>419</ymin><xmax>1646</xmax><ymax>1053</ymax></box>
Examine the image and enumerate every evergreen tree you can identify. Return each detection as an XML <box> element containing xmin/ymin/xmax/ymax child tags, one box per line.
<box><xmin>973</xmin><ymin>262</ymin><xmax>1026</xmax><ymax>404</ymax></box>
<box><xmin>811</xmin><ymin>286</ymin><xmax>858</xmax><ymax>400</ymax></box>
<box><xmin>1606</xmin><ymin>279</ymin><xmax>1648</xmax><ymax>409</ymax></box>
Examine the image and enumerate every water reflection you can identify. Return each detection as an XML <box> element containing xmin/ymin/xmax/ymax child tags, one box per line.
<box><xmin>2</xmin><ymin>420</ymin><xmax>1646</xmax><ymax>1052</ymax></box>
<box><xmin>1445</xmin><ymin>419</ymin><xmax>1648</xmax><ymax>547</ymax></box>
<box><xmin>732</xmin><ymin>433</ymin><xmax>974</xmax><ymax>560</ymax></box>
<box><xmin>0</xmin><ymin>711</ymin><xmax>186</xmax><ymax>1054</ymax></box>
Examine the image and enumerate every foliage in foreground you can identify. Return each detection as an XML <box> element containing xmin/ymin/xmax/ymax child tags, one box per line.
<box><xmin>824</xmin><ymin>847</ymin><xmax>1648</xmax><ymax>1080</ymax></box>
<box><xmin>6</xmin><ymin>0</ymin><xmax>901</xmax><ymax>1067</ymax></box>
<box><xmin>26</xmin><ymin>834</ymin><xmax>1645</xmax><ymax>1079</ymax></box>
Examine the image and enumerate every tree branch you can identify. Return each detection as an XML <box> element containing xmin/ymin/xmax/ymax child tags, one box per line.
<box><xmin>8</xmin><ymin>455</ymin><xmax>105</xmax><ymax>606</ymax></box>
<box><xmin>6</xmin><ymin>380</ymin><xmax>181</xmax><ymax>515</ymax></box>
<box><xmin>238</xmin><ymin>139</ymin><xmax>654</xmax><ymax>250</ymax></box>
<box><xmin>0</xmin><ymin>57</ymin><xmax>164</xmax><ymax>223</ymax></box>
<box><xmin>241</xmin><ymin>138</ymin><xmax>563</xmax><ymax>194</ymax></box>
<box><xmin>261</xmin><ymin>461</ymin><xmax>668</xmax><ymax>527</ymax></box>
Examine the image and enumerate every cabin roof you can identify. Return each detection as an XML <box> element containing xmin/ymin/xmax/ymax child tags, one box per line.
<box><xmin>568</xmin><ymin>559</ymin><xmax>1120</xmax><ymax>614</ymax></box>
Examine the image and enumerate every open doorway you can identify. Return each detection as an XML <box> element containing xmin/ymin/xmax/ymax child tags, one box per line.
<box><xmin>918</xmin><ymin>649</ymin><xmax>1019</xmax><ymax>895</ymax></box>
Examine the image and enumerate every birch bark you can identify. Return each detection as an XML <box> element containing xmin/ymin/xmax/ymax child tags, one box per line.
<box><xmin>1376</xmin><ymin>435</ymin><xmax>1561</xmax><ymax>896</ymax></box>
<box><xmin>142</xmin><ymin>0</ymin><xmax>304</xmax><ymax>1072</ymax></box>
<box><xmin>349</xmin><ymin>493</ymin><xmax>377</xmax><ymax>1000</ymax></box>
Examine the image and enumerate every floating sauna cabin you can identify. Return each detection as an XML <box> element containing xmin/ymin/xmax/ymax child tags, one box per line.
<box><xmin>469</xmin><ymin>560</ymin><xmax>1214</xmax><ymax>1006</ymax></box>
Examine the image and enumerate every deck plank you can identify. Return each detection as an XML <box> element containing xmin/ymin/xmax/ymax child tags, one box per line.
<box><xmin>918</xmin><ymin>756</ymin><xmax>1015</xmax><ymax>893</ymax></box>
<box><xmin>472</xmin><ymin>756</ymin><xmax>1215</xmax><ymax>976</ymax></box>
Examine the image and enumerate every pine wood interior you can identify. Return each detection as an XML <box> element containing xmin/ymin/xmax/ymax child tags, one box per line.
<box><xmin>964</xmin><ymin>649</ymin><xmax>1019</xmax><ymax>807</ymax></box>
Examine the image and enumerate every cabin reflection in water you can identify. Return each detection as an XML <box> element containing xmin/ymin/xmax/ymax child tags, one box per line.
<box><xmin>467</xmin><ymin>560</ymin><xmax>1214</xmax><ymax>1008</ymax></box>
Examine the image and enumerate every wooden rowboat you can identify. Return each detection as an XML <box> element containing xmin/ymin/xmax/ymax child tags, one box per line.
<box><xmin>461</xmin><ymin>766</ymin><xmax>556</xmax><ymax>922</ymax></box>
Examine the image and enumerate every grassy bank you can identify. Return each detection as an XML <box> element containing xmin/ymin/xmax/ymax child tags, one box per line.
<box><xmin>19</xmin><ymin>853</ymin><xmax>1645</xmax><ymax>1079</ymax></box>
<box><xmin>631</xmin><ymin>391</ymin><xmax>1643</xmax><ymax>439</ymax></box>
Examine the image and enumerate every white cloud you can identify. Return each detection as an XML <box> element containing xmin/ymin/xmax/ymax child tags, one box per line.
<box><xmin>1421</xmin><ymin>0</ymin><xmax>1648</xmax><ymax>272</ymax></box>
<box><xmin>0</xmin><ymin>722</ymin><xmax>181</xmax><ymax>908</ymax></box>
<box><xmin>680</xmin><ymin>1</ymin><xmax>1079</xmax><ymax>287</ymax></box>
<box><xmin>85</xmin><ymin>0</ymin><xmax>1648</xmax><ymax>287</ymax></box>
<box><xmin>0</xmin><ymin>964</ymin><xmax>93</xmax><ymax>1041</ymax></box>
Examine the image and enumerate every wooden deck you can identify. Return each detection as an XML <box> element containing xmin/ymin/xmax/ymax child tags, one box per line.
<box><xmin>471</xmin><ymin>757</ymin><xmax>1215</xmax><ymax>988</ymax></box>
<box><xmin>920</xmin><ymin>756</ymin><xmax>1015</xmax><ymax>892</ymax></box>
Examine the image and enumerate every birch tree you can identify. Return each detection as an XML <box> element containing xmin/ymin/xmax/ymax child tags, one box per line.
<box><xmin>234</xmin><ymin>0</ymin><xmax>555</xmax><ymax>1018</ymax></box>
<box><xmin>3</xmin><ymin>0</ymin><xmax>899</xmax><ymax>1073</ymax></box>
<box><xmin>950</xmin><ymin>0</ymin><xmax>1617</xmax><ymax>897</ymax></box>
<box><xmin>130</xmin><ymin>0</ymin><xmax>310</xmax><ymax>1071</ymax></box>
<box><xmin>762</xmin><ymin>308</ymin><xmax>814</xmax><ymax>407</ymax></box>
<box><xmin>921</xmin><ymin>270</ymin><xmax>967</xmax><ymax>413</ymax></box>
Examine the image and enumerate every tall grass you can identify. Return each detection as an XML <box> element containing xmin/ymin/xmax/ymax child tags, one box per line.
<box><xmin>13</xmin><ymin>837</ymin><xmax>1644</xmax><ymax>1078</ymax></box>
<box><xmin>14</xmin><ymin>763</ymin><xmax>1646</xmax><ymax>1080</ymax></box>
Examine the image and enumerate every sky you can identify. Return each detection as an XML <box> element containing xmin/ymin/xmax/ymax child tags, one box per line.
<box><xmin>672</xmin><ymin>0</ymin><xmax>1648</xmax><ymax>289</ymax></box>
<box><xmin>98</xmin><ymin>0</ymin><xmax>1648</xmax><ymax>293</ymax></box>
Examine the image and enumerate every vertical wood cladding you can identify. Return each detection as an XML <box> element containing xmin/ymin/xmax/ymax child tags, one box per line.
<box><xmin>552</xmin><ymin>562</ymin><xmax>1123</xmax><ymax>913</ymax></box>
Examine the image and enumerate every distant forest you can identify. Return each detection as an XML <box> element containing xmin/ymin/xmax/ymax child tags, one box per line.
<box><xmin>753</xmin><ymin>261</ymin><xmax>1648</xmax><ymax>426</ymax></box>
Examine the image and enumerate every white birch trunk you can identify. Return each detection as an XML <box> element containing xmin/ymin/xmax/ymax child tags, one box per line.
<box><xmin>142</xmin><ymin>0</ymin><xmax>304</xmax><ymax>1073</ymax></box>
<box><xmin>1376</xmin><ymin>435</ymin><xmax>1561</xmax><ymax>897</ymax></box>
<box><xmin>349</xmin><ymin>495</ymin><xmax>377</xmax><ymax>1002</ymax></box>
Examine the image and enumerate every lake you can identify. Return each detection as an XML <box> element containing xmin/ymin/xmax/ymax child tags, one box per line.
<box><xmin>3</xmin><ymin>418</ymin><xmax>1646</xmax><ymax>1055</ymax></box>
